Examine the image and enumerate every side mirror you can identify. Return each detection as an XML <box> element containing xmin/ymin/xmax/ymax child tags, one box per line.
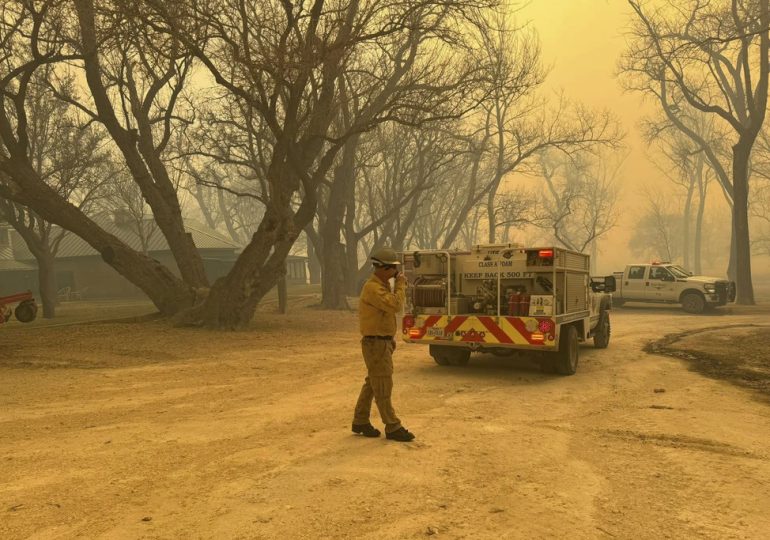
<box><xmin>604</xmin><ymin>275</ymin><xmax>617</xmax><ymax>293</ymax></box>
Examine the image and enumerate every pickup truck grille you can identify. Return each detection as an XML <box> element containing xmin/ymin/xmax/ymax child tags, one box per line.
<box><xmin>714</xmin><ymin>281</ymin><xmax>736</xmax><ymax>303</ymax></box>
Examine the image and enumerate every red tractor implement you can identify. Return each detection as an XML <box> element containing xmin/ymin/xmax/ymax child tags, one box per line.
<box><xmin>0</xmin><ymin>291</ymin><xmax>38</xmax><ymax>324</ymax></box>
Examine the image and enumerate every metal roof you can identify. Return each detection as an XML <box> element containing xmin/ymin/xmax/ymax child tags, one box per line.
<box><xmin>10</xmin><ymin>219</ymin><xmax>242</xmax><ymax>261</ymax></box>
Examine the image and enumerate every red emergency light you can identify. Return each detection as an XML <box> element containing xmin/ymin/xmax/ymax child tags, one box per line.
<box><xmin>538</xmin><ymin>249</ymin><xmax>554</xmax><ymax>258</ymax></box>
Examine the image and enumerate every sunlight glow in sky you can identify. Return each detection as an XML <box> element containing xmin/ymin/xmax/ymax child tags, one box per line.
<box><xmin>516</xmin><ymin>0</ymin><xmax>667</xmax><ymax>272</ymax></box>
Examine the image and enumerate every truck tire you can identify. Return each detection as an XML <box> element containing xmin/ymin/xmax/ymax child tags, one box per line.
<box><xmin>449</xmin><ymin>349</ymin><xmax>471</xmax><ymax>366</ymax></box>
<box><xmin>681</xmin><ymin>291</ymin><xmax>706</xmax><ymax>314</ymax></box>
<box><xmin>429</xmin><ymin>345</ymin><xmax>469</xmax><ymax>366</ymax></box>
<box><xmin>555</xmin><ymin>325</ymin><xmax>579</xmax><ymax>375</ymax></box>
<box><xmin>429</xmin><ymin>345</ymin><xmax>451</xmax><ymax>365</ymax></box>
<box><xmin>593</xmin><ymin>310</ymin><xmax>610</xmax><ymax>349</ymax></box>
<box><xmin>14</xmin><ymin>300</ymin><xmax>37</xmax><ymax>323</ymax></box>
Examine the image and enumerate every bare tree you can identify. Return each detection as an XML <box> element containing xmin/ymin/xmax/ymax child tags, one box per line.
<box><xmin>628</xmin><ymin>189</ymin><xmax>683</xmax><ymax>263</ymax></box>
<box><xmin>751</xmin><ymin>128</ymin><xmax>770</xmax><ymax>256</ymax></box>
<box><xmin>0</xmin><ymin>71</ymin><xmax>111</xmax><ymax>317</ymax></box>
<box><xmin>69</xmin><ymin>0</ymin><xmax>208</xmax><ymax>289</ymax></box>
<box><xmin>177</xmin><ymin>96</ymin><xmax>269</xmax><ymax>245</ymax></box>
<box><xmin>344</xmin><ymin>121</ymin><xmax>464</xmax><ymax>296</ymax></box>
<box><xmin>534</xmin><ymin>151</ymin><xmax>621</xmax><ymax>259</ymax></box>
<box><xmin>139</xmin><ymin>0</ymin><xmax>496</xmax><ymax>327</ymax></box>
<box><xmin>642</xmin><ymin>113</ymin><xmax>719</xmax><ymax>273</ymax></box>
<box><xmin>94</xmin><ymin>169</ymin><xmax>160</xmax><ymax>254</ymax></box>
<box><xmin>0</xmin><ymin>0</ymin><xmax>193</xmax><ymax>316</ymax></box>
<box><xmin>305</xmin><ymin>4</ymin><xmax>501</xmax><ymax>309</ymax></box>
<box><xmin>623</xmin><ymin>0</ymin><xmax>769</xmax><ymax>304</ymax></box>
<box><xmin>467</xmin><ymin>9</ymin><xmax>623</xmax><ymax>244</ymax></box>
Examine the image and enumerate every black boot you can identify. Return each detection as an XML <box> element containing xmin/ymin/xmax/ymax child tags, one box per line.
<box><xmin>352</xmin><ymin>423</ymin><xmax>381</xmax><ymax>438</ymax></box>
<box><xmin>385</xmin><ymin>427</ymin><xmax>415</xmax><ymax>442</ymax></box>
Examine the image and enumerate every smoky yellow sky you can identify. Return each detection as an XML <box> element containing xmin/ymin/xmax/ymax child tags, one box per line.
<box><xmin>514</xmin><ymin>0</ymin><xmax>678</xmax><ymax>272</ymax></box>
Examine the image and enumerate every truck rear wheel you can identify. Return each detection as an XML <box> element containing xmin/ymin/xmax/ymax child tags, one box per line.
<box><xmin>681</xmin><ymin>292</ymin><xmax>706</xmax><ymax>314</ymax></box>
<box><xmin>449</xmin><ymin>349</ymin><xmax>471</xmax><ymax>366</ymax></box>
<box><xmin>593</xmin><ymin>311</ymin><xmax>610</xmax><ymax>349</ymax></box>
<box><xmin>430</xmin><ymin>346</ymin><xmax>451</xmax><ymax>365</ymax></box>
<box><xmin>555</xmin><ymin>325</ymin><xmax>579</xmax><ymax>375</ymax></box>
<box><xmin>429</xmin><ymin>345</ymin><xmax>470</xmax><ymax>366</ymax></box>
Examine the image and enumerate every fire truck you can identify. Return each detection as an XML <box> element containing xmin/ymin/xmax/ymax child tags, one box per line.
<box><xmin>400</xmin><ymin>244</ymin><xmax>616</xmax><ymax>375</ymax></box>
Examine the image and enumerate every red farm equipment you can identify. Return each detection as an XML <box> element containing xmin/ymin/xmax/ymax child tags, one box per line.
<box><xmin>0</xmin><ymin>291</ymin><xmax>38</xmax><ymax>324</ymax></box>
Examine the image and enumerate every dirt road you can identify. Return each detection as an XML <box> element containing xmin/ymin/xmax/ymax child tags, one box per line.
<box><xmin>2</xmin><ymin>304</ymin><xmax>770</xmax><ymax>539</ymax></box>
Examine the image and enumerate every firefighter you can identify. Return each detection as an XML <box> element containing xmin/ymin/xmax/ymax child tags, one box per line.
<box><xmin>351</xmin><ymin>246</ymin><xmax>415</xmax><ymax>442</ymax></box>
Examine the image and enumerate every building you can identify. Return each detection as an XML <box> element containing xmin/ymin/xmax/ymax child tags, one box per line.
<box><xmin>0</xmin><ymin>219</ymin><xmax>309</xmax><ymax>299</ymax></box>
<box><xmin>0</xmin><ymin>227</ymin><xmax>37</xmax><ymax>296</ymax></box>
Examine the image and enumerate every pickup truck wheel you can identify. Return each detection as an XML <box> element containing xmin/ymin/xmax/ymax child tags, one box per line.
<box><xmin>681</xmin><ymin>292</ymin><xmax>706</xmax><ymax>314</ymax></box>
<box><xmin>593</xmin><ymin>311</ymin><xmax>610</xmax><ymax>349</ymax></box>
<box><xmin>555</xmin><ymin>325</ymin><xmax>579</xmax><ymax>375</ymax></box>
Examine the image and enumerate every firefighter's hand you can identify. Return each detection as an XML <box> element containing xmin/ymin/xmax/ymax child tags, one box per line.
<box><xmin>395</xmin><ymin>273</ymin><xmax>408</xmax><ymax>287</ymax></box>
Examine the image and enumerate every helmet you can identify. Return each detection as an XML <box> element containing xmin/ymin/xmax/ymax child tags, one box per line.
<box><xmin>370</xmin><ymin>246</ymin><xmax>401</xmax><ymax>266</ymax></box>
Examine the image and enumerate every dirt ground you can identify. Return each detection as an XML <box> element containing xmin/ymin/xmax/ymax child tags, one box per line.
<box><xmin>2</xmin><ymin>297</ymin><xmax>770</xmax><ymax>539</ymax></box>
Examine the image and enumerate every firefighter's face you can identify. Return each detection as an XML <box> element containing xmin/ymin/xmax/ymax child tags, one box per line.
<box><xmin>378</xmin><ymin>264</ymin><xmax>399</xmax><ymax>278</ymax></box>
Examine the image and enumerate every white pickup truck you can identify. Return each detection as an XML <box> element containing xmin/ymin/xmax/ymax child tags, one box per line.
<box><xmin>612</xmin><ymin>263</ymin><xmax>736</xmax><ymax>314</ymax></box>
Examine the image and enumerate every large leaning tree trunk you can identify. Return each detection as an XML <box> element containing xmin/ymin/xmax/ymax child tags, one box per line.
<box><xmin>0</xmin><ymin>1</ymin><xmax>194</xmax><ymax>315</ymax></box>
<box><xmin>176</xmin><ymin>156</ymin><xmax>321</xmax><ymax>329</ymax></box>
<box><xmin>0</xmin><ymin>167</ymin><xmax>193</xmax><ymax>315</ymax></box>
<box><xmin>72</xmin><ymin>0</ymin><xmax>209</xmax><ymax>289</ymax></box>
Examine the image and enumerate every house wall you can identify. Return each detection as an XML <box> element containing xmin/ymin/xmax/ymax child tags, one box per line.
<box><xmin>51</xmin><ymin>252</ymin><xmax>309</xmax><ymax>298</ymax></box>
<box><xmin>0</xmin><ymin>271</ymin><xmax>38</xmax><ymax>296</ymax></box>
<box><xmin>55</xmin><ymin>257</ymin><xmax>144</xmax><ymax>298</ymax></box>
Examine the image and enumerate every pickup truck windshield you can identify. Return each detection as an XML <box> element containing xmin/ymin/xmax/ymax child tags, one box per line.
<box><xmin>668</xmin><ymin>265</ymin><xmax>690</xmax><ymax>279</ymax></box>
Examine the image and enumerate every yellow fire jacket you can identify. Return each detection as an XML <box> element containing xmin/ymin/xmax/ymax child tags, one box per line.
<box><xmin>359</xmin><ymin>275</ymin><xmax>406</xmax><ymax>337</ymax></box>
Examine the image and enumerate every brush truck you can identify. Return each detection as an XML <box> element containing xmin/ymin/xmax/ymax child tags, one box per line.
<box><xmin>612</xmin><ymin>263</ymin><xmax>736</xmax><ymax>314</ymax></box>
<box><xmin>399</xmin><ymin>244</ymin><xmax>616</xmax><ymax>375</ymax></box>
